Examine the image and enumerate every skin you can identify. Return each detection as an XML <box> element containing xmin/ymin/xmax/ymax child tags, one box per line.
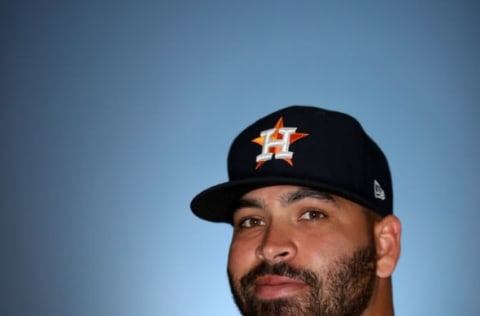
<box><xmin>227</xmin><ymin>185</ymin><xmax>401</xmax><ymax>316</ymax></box>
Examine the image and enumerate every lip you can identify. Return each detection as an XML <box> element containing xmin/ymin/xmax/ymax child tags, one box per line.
<box><xmin>254</xmin><ymin>275</ymin><xmax>308</xmax><ymax>299</ymax></box>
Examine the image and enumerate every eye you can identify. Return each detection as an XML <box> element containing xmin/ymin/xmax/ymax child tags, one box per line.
<box><xmin>299</xmin><ymin>209</ymin><xmax>326</xmax><ymax>221</ymax></box>
<box><xmin>238</xmin><ymin>217</ymin><xmax>265</xmax><ymax>229</ymax></box>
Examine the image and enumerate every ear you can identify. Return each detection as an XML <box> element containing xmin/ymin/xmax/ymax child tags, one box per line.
<box><xmin>374</xmin><ymin>215</ymin><xmax>402</xmax><ymax>278</ymax></box>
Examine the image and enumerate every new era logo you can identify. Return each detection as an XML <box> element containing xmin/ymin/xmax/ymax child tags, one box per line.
<box><xmin>374</xmin><ymin>180</ymin><xmax>386</xmax><ymax>200</ymax></box>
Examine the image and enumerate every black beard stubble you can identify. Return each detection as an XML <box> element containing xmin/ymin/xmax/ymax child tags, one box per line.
<box><xmin>227</xmin><ymin>243</ymin><xmax>377</xmax><ymax>316</ymax></box>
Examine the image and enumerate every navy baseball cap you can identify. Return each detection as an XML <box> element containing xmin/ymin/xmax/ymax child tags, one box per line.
<box><xmin>191</xmin><ymin>105</ymin><xmax>393</xmax><ymax>223</ymax></box>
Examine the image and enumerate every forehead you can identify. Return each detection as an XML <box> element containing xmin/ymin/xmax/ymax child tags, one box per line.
<box><xmin>234</xmin><ymin>185</ymin><xmax>373</xmax><ymax>227</ymax></box>
<box><xmin>239</xmin><ymin>185</ymin><xmax>357</xmax><ymax>209</ymax></box>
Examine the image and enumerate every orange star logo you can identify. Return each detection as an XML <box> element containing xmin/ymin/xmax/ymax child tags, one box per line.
<box><xmin>251</xmin><ymin>117</ymin><xmax>309</xmax><ymax>169</ymax></box>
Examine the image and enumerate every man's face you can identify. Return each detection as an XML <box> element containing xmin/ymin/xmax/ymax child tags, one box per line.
<box><xmin>227</xmin><ymin>185</ymin><xmax>378</xmax><ymax>316</ymax></box>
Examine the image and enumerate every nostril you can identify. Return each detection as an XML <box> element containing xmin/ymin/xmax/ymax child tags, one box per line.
<box><xmin>275</xmin><ymin>251</ymin><xmax>289</xmax><ymax>258</ymax></box>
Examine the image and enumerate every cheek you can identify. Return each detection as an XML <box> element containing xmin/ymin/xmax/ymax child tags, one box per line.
<box><xmin>227</xmin><ymin>238</ymin><xmax>258</xmax><ymax>279</ymax></box>
<box><xmin>297</xmin><ymin>234</ymin><xmax>336</xmax><ymax>267</ymax></box>
<box><xmin>296</xmin><ymin>231</ymin><xmax>361</xmax><ymax>269</ymax></box>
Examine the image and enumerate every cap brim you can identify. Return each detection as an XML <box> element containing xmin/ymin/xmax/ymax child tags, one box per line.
<box><xmin>190</xmin><ymin>177</ymin><xmax>374</xmax><ymax>224</ymax></box>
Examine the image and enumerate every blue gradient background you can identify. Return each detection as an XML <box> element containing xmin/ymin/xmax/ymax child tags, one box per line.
<box><xmin>2</xmin><ymin>1</ymin><xmax>479</xmax><ymax>315</ymax></box>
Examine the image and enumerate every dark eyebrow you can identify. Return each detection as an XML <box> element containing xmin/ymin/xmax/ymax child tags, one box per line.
<box><xmin>233</xmin><ymin>197</ymin><xmax>264</xmax><ymax>211</ymax></box>
<box><xmin>283</xmin><ymin>187</ymin><xmax>336</xmax><ymax>206</ymax></box>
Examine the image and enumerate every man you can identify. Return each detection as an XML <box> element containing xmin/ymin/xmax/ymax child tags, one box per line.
<box><xmin>191</xmin><ymin>105</ymin><xmax>402</xmax><ymax>316</ymax></box>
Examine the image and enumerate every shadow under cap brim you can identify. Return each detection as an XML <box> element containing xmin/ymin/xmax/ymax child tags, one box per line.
<box><xmin>190</xmin><ymin>176</ymin><xmax>381</xmax><ymax>224</ymax></box>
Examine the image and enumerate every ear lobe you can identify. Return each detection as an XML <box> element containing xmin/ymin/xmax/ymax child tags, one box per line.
<box><xmin>374</xmin><ymin>215</ymin><xmax>402</xmax><ymax>278</ymax></box>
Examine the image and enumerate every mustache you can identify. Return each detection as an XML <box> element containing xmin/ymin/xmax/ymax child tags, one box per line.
<box><xmin>240</xmin><ymin>261</ymin><xmax>320</xmax><ymax>290</ymax></box>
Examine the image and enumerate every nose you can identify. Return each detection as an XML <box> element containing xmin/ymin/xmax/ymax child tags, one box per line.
<box><xmin>256</xmin><ymin>221</ymin><xmax>297</xmax><ymax>264</ymax></box>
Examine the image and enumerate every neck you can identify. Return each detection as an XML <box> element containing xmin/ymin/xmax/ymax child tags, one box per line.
<box><xmin>362</xmin><ymin>277</ymin><xmax>394</xmax><ymax>316</ymax></box>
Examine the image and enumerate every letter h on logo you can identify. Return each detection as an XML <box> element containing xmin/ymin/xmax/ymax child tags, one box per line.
<box><xmin>256</xmin><ymin>127</ymin><xmax>297</xmax><ymax>163</ymax></box>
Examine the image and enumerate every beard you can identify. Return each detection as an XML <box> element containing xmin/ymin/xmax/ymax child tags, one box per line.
<box><xmin>228</xmin><ymin>243</ymin><xmax>377</xmax><ymax>316</ymax></box>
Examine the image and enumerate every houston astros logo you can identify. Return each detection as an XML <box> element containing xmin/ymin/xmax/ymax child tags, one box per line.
<box><xmin>251</xmin><ymin>117</ymin><xmax>309</xmax><ymax>169</ymax></box>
